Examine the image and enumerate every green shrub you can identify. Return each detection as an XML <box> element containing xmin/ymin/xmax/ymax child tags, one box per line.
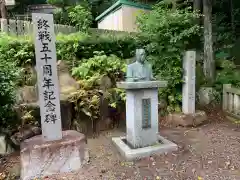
<box><xmin>0</xmin><ymin>51</ymin><xmax>21</xmax><ymax>128</ymax></box>
<box><xmin>0</xmin><ymin>32</ymin><xmax>135</xmax><ymax>122</ymax></box>
<box><xmin>137</xmin><ymin>2</ymin><xmax>201</xmax><ymax>112</ymax></box>
<box><xmin>72</xmin><ymin>51</ymin><xmax>126</xmax><ymax>82</ymax></box>
<box><xmin>215</xmin><ymin>60</ymin><xmax>240</xmax><ymax>89</ymax></box>
<box><xmin>71</xmin><ymin>51</ymin><xmax>126</xmax><ymax>115</ymax></box>
<box><xmin>0</xmin><ymin>32</ymin><xmax>136</xmax><ymax>67</ymax></box>
<box><xmin>68</xmin><ymin>5</ymin><xmax>93</xmax><ymax>31</ymax></box>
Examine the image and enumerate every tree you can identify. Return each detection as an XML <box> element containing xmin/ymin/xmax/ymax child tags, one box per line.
<box><xmin>193</xmin><ymin>0</ymin><xmax>201</xmax><ymax>24</ymax></box>
<box><xmin>203</xmin><ymin>0</ymin><xmax>214</xmax><ymax>84</ymax></box>
<box><xmin>0</xmin><ymin>0</ymin><xmax>7</xmax><ymax>19</ymax></box>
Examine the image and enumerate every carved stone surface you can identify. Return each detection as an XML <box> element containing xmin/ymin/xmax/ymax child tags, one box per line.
<box><xmin>182</xmin><ymin>51</ymin><xmax>196</xmax><ymax>114</ymax></box>
<box><xmin>142</xmin><ymin>98</ymin><xmax>151</xmax><ymax>129</ymax></box>
<box><xmin>20</xmin><ymin>130</ymin><xmax>89</xmax><ymax>180</ymax></box>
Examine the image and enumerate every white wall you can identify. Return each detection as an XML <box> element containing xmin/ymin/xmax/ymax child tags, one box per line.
<box><xmin>122</xmin><ymin>5</ymin><xmax>150</xmax><ymax>32</ymax></box>
<box><xmin>98</xmin><ymin>8</ymin><xmax>123</xmax><ymax>31</ymax></box>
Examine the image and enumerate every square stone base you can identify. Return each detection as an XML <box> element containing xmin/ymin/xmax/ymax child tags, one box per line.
<box><xmin>112</xmin><ymin>135</ymin><xmax>177</xmax><ymax>160</ymax></box>
<box><xmin>21</xmin><ymin>130</ymin><xmax>89</xmax><ymax>180</ymax></box>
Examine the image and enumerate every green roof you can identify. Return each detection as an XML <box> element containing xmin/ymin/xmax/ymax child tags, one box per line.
<box><xmin>95</xmin><ymin>0</ymin><xmax>151</xmax><ymax>21</ymax></box>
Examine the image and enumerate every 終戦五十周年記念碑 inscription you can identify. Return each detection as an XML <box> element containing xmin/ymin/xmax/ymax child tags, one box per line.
<box><xmin>142</xmin><ymin>98</ymin><xmax>151</xmax><ymax>129</ymax></box>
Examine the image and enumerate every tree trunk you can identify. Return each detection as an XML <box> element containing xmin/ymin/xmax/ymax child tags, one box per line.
<box><xmin>203</xmin><ymin>0</ymin><xmax>214</xmax><ymax>85</ymax></box>
<box><xmin>0</xmin><ymin>0</ymin><xmax>7</xmax><ymax>19</ymax></box>
<box><xmin>230</xmin><ymin>0</ymin><xmax>235</xmax><ymax>35</ymax></box>
<box><xmin>193</xmin><ymin>0</ymin><xmax>201</xmax><ymax>12</ymax></box>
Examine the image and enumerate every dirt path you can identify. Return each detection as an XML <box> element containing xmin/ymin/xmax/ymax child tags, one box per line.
<box><xmin>1</xmin><ymin>121</ymin><xmax>240</xmax><ymax>180</ymax></box>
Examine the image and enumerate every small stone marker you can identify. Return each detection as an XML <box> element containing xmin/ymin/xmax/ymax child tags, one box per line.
<box><xmin>32</xmin><ymin>13</ymin><xmax>62</xmax><ymax>141</ymax></box>
<box><xmin>182</xmin><ymin>51</ymin><xmax>196</xmax><ymax>114</ymax></box>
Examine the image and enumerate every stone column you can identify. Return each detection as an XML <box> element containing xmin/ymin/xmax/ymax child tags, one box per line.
<box><xmin>182</xmin><ymin>51</ymin><xmax>196</xmax><ymax>114</ymax></box>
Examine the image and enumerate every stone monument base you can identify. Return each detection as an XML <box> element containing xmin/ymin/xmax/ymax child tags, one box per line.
<box><xmin>166</xmin><ymin>110</ymin><xmax>207</xmax><ymax>127</ymax></box>
<box><xmin>21</xmin><ymin>130</ymin><xmax>89</xmax><ymax>180</ymax></box>
<box><xmin>112</xmin><ymin>135</ymin><xmax>177</xmax><ymax>160</ymax></box>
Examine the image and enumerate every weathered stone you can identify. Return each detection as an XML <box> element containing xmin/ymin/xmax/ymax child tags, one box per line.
<box><xmin>57</xmin><ymin>60</ymin><xmax>79</xmax><ymax>94</ymax></box>
<box><xmin>16</xmin><ymin>86</ymin><xmax>38</xmax><ymax>105</ymax></box>
<box><xmin>10</xmin><ymin>125</ymin><xmax>41</xmax><ymax>146</ymax></box>
<box><xmin>14</xmin><ymin>103</ymin><xmax>40</xmax><ymax>125</ymax></box>
<box><xmin>60</xmin><ymin>99</ymin><xmax>73</xmax><ymax>130</ymax></box>
<box><xmin>166</xmin><ymin>110</ymin><xmax>207</xmax><ymax>127</ymax></box>
<box><xmin>8</xmin><ymin>163</ymin><xmax>21</xmax><ymax>178</ymax></box>
<box><xmin>198</xmin><ymin>87</ymin><xmax>216</xmax><ymax>106</ymax></box>
<box><xmin>21</xmin><ymin>130</ymin><xmax>89</xmax><ymax>180</ymax></box>
<box><xmin>99</xmin><ymin>75</ymin><xmax>113</xmax><ymax>131</ymax></box>
<box><xmin>22</xmin><ymin>65</ymin><xmax>37</xmax><ymax>86</ymax></box>
<box><xmin>0</xmin><ymin>134</ymin><xmax>14</xmax><ymax>155</ymax></box>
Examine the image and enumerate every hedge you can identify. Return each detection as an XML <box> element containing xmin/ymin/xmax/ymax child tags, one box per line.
<box><xmin>0</xmin><ymin>32</ymin><xmax>137</xmax><ymax>67</ymax></box>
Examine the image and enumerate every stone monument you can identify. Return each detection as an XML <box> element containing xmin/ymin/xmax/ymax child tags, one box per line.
<box><xmin>112</xmin><ymin>49</ymin><xmax>177</xmax><ymax>160</ymax></box>
<box><xmin>20</xmin><ymin>13</ymin><xmax>89</xmax><ymax>180</ymax></box>
<box><xmin>166</xmin><ymin>51</ymin><xmax>207</xmax><ymax>127</ymax></box>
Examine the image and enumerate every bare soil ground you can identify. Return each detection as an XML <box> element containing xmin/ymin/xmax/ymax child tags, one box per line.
<box><xmin>1</xmin><ymin>108</ymin><xmax>240</xmax><ymax>180</ymax></box>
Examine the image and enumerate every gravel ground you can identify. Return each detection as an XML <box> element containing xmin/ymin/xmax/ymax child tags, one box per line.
<box><xmin>1</xmin><ymin>108</ymin><xmax>240</xmax><ymax>180</ymax></box>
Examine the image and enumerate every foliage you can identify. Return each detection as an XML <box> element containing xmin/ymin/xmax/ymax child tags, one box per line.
<box><xmin>68</xmin><ymin>5</ymin><xmax>93</xmax><ymax>31</ymax></box>
<box><xmin>0</xmin><ymin>32</ymin><xmax>134</xmax><ymax>122</ymax></box>
<box><xmin>71</xmin><ymin>51</ymin><xmax>126</xmax><ymax>118</ymax></box>
<box><xmin>47</xmin><ymin>0</ymin><xmax>81</xmax><ymax>7</ymax></box>
<box><xmin>68</xmin><ymin>87</ymin><xmax>102</xmax><ymax>121</ymax></box>
<box><xmin>137</xmin><ymin>1</ymin><xmax>201</xmax><ymax>112</ymax></box>
<box><xmin>72</xmin><ymin>51</ymin><xmax>126</xmax><ymax>82</ymax></box>
<box><xmin>47</xmin><ymin>0</ymin><xmax>67</xmax><ymax>6</ymax></box>
<box><xmin>0</xmin><ymin>50</ymin><xmax>21</xmax><ymax>128</ymax></box>
<box><xmin>215</xmin><ymin>60</ymin><xmax>240</xmax><ymax>89</ymax></box>
<box><xmin>49</xmin><ymin>0</ymin><xmax>93</xmax><ymax>31</ymax></box>
<box><xmin>0</xmin><ymin>32</ymin><xmax>136</xmax><ymax>67</ymax></box>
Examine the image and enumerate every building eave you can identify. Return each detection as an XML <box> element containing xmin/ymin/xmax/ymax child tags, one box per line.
<box><xmin>95</xmin><ymin>0</ymin><xmax>151</xmax><ymax>22</ymax></box>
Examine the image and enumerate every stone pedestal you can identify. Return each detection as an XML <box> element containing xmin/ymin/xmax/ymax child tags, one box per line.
<box><xmin>21</xmin><ymin>130</ymin><xmax>89</xmax><ymax>180</ymax></box>
<box><xmin>112</xmin><ymin>80</ymin><xmax>178</xmax><ymax>160</ymax></box>
<box><xmin>118</xmin><ymin>81</ymin><xmax>167</xmax><ymax>148</ymax></box>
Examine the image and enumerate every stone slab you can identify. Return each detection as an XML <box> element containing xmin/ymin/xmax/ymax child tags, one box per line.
<box><xmin>166</xmin><ymin>110</ymin><xmax>207</xmax><ymax>127</ymax></box>
<box><xmin>112</xmin><ymin>135</ymin><xmax>178</xmax><ymax>160</ymax></box>
<box><xmin>117</xmin><ymin>81</ymin><xmax>167</xmax><ymax>90</ymax></box>
<box><xmin>20</xmin><ymin>130</ymin><xmax>89</xmax><ymax>180</ymax></box>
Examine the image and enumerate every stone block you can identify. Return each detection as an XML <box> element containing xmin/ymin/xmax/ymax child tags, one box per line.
<box><xmin>166</xmin><ymin>110</ymin><xmax>207</xmax><ymax>127</ymax></box>
<box><xmin>198</xmin><ymin>87</ymin><xmax>216</xmax><ymax>105</ymax></box>
<box><xmin>112</xmin><ymin>135</ymin><xmax>177</xmax><ymax>160</ymax></box>
<box><xmin>20</xmin><ymin>130</ymin><xmax>89</xmax><ymax>180</ymax></box>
